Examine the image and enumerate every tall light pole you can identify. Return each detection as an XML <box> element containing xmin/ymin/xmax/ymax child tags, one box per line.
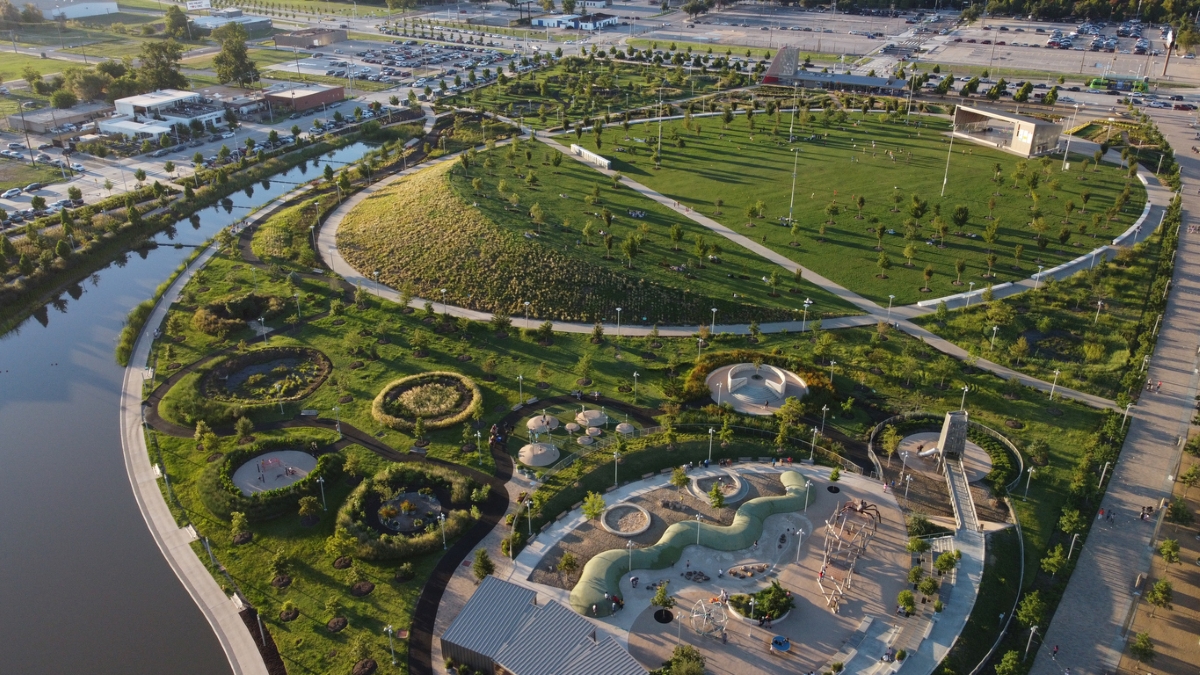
<box><xmin>711</xmin><ymin>307</ymin><xmax>717</xmax><ymax>334</ymax></box>
<box><xmin>794</xmin><ymin>528</ymin><xmax>805</xmax><ymax>564</ymax></box>
<box><xmin>715</xmin><ymin>382</ymin><xmax>722</xmax><ymax>407</ymax></box>
<box><xmin>627</xmin><ymin>540</ymin><xmax>635</xmax><ymax>572</ymax></box>
<box><xmin>828</xmin><ymin>360</ymin><xmax>836</xmax><ymax>383</ymax></box>
<box><xmin>517</xmin><ymin>374</ymin><xmax>524</xmax><ymax>404</ymax></box>
<box><xmin>441</xmin><ymin>288</ymin><xmax>448</xmax><ymax>314</ymax></box>
<box><xmin>260</xmin><ymin>316</ymin><xmax>268</xmax><ymax>344</ymax></box>
<box><xmin>656</xmin><ymin>79</ymin><xmax>664</xmax><ymax>169</ymax></box>
<box><xmin>990</xmin><ymin>325</ymin><xmax>999</xmax><ymax>350</ymax></box>
<box><xmin>275</xmin><ymin>383</ymin><xmax>284</xmax><ymax>414</ymax></box>
<box><xmin>708</xmin><ymin>427</ymin><xmax>714</xmax><ymax>463</ymax></box>
<box><xmin>1121</xmin><ymin>402</ymin><xmax>1133</xmax><ymax>430</ymax></box>
<box><xmin>904</xmin><ymin>473</ymin><xmax>913</xmax><ymax>501</ymax></box>
<box><xmin>809</xmin><ymin>426</ymin><xmax>818</xmax><ymax>462</ymax></box>
<box><xmin>941</xmin><ymin>130</ymin><xmax>955</xmax><ymax>197</ymax></box>
<box><xmin>317</xmin><ymin>475</ymin><xmax>326</xmax><ymax>510</ymax></box>
<box><xmin>614</xmin><ymin>450</ymin><xmax>621</xmax><ymax>488</ymax></box>
<box><xmin>633</xmin><ymin>371</ymin><xmax>639</xmax><ymax>400</ymax></box>
<box><xmin>697</xmin><ymin>336</ymin><xmax>703</xmax><ymax>359</ymax></box>
<box><xmin>1094</xmin><ymin>299</ymin><xmax>1103</xmax><ymax>325</ymax></box>
<box><xmin>1049</xmin><ymin>369</ymin><xmax>1060</xmax><ymax>399</ymax></box>
<box><xmin>695</xmin><ymin>513</ymin><xmax>703</xmax><ymax>546</ymax></box>
<box><xmin>787</xmin><ymin>83</ymin><xmax>798</xmax><ymax>140</ymax></box>
<box><xmin>1024</xmin><ymin>467</ymin><xmax>1036</xmax><ymax>500</ymax></box>
<box><xmin>1024</xmin><ymin>625</ymin><xmax>1039</xmax><ymax>661</ymax></box>
<box><xmin>615</xmin><ymin>307</ymin><xmax>622</xmax><ymax>338</ymax></box>
<box><xmin>384</xmin><ymin>625</ymin><xmax>396</xmax><ymax>665</ymax></box>
<box><xmin>438</xmin><ymin>512</ymin><xmax>447</xmax><ymax>549</ymax></box>
<box><xmin>966</xmin><ymin>281</ymin><xmax>975</xmax><ymax>308</ymax></box>
<box><xmin>1034</xmin><ymin>265</ymin><xmax>1044</xmax><ymax>290</ymax></box>
<box><xmin>333</xmin><ymin>405</ymin><xmax>341</xmax><ymax>440</ymax></box>
<box><xmin>525</xmin><ymin>499</ymin><xmax>533</xmax><ymax>535</ymax></box>
<box><xmin>820</xmin><ymin>405</ymin><xmax>828</xmax><ymax>433</ymax></box>
<box><xmin>787</xmin><ymin>147</ymin><xmax>800</xmax><ymax>225</ymax></box>
<box><xmin>887</xmin><ymin>294</ymin><xmax>895</xmax><ymax>321</ymax></box>
<box><xmin>802</xmin><ymin>298</ymin><xmax>813</xmax><ymax>332</ymax></box>
<box><xmin>524</xmin><ymin>300</ymin><xmax>531</xmax><ymax>329</ymax></box>
<box><xmin>960</xmin><ymin>384</ymin><xmax>969</xmax><ymax>411</ymax></box>
<box><xmin>1061</xmin><ymin>103</ymin><xmax>1082</xmax><ymax>171</ymax></box>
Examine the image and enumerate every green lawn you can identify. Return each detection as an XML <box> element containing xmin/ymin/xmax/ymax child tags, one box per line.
<box><xmin>0</xmin><ymin>52</ymin><xmax>84</xmax><ymax>81</ymax></box>
<box><xmin>185</xmin><ymin>46</ymin><xmax>307</xmax><ymax>71</ymax></box>
<box><xmin>572</xmin><ymin>112</ymin><xmax>1147</xmax><ymax>305</ymax></box>
<box><xmin>154</xmin><ymin>428</ymin><xmax>431</xmax><ymax>675</ymax></box>
<box><xmin>441</xmin><ymin>60</ymin><xmax>727</xmax><ymax>130</ymax></box>
<box><xmin>116</xmin><ymin>0</ymin><xmax>172</xmax><ymax>12</ymax></box>
<box><xmin>0</xmin><ymin>158</ymin><xmax>67</xmax><ymax>191</ymax></box>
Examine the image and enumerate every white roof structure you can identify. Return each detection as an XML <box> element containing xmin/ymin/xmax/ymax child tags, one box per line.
<box><xmin>99</xmin><ymin>119</ymin><xmax>173</xmax><ymax>136</ymax></box>
<box><xmin>518</xmin><ymin>443</ymin><xmax>560</xmax><ymax>467</ymax></box>
<box><xmin>117</xmin><ymin>89</ymin><xmax>197</xmax><ymax>110</ymax></box>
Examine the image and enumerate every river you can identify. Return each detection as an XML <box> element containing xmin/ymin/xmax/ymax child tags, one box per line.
<box><xmin>0</xmin><ymin>142</ymin><xmax>374</xmax><ymax>672</ymax></box>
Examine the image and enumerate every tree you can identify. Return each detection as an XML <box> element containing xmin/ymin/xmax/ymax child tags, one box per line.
<box><xmin>582</xmin><ymin>491</ymin><xmax>605</xmax><ymax>520</ymax></box>
<box><xmin>877</xmin><ymin>251</ymin><xmax>891</xmax><ymax>275</ymax></box>
<box><xmin>1040</xmin><ymin>543</ymin><xmax>1067</xmax><ymax>576</ymax></box>
<box><xmin>1016</xmin><ymin>590</ymin><xmax>1044</xmax><ymax>628</ymax></box>
<box><xmin>881</xmin><ymin>425</ymin><xmax>901</xmax><ymax>467</ymax></box>
<box><xmin>1129</xmin><ymin>632</ymin><xmax>1155</xmax><ymax>664</ymax></box>
<box><xmin>918</xmin><ymin>576</ymin><xmax>939</xmax><ymax>599</ymax></box>
<box><xmin>230</xmin><ymin>511</ymin><xmax>248</xmax><ymax>537</ymax></box>
<box><xmin>234</xmin><ymin>416</ymin><xmax>253</xmax><ymax>439</ymax></box>
<box><xmin>993</xmin><ymin>651</ymin><xmax>1021</xmax><ymax>675</ymax></box>
<box><xmin>651</xmin><ymin>580</ymin><xmax>676</xmax><ymax>610</ymax></box>
<box><xmin>1159</xmin><ymin>539</ymin><xmax>1181</xmax><ymax>570</ymax></box>
<box><xmin>718</xmin><ymin>416</ymin><xmax>733</xmax><ymax>446</ymax></box>
<box><xmin>163</xmin><ymin>4</ymin><xmax>189</xmax><ymax>38</ymax></box>
<box><xmin>472</xmin><ymin>547</ymin><xmax>494</xmax><ymax>581</ymax></box>
<box><xmin>897</xmin><ymin>589</ymin><xmax>916</xmax><ymax>614</ymax></box>
<box><xmin>934</xmin><ymin>551</ymin><xmax>958</xmax><ymax>575</ymax></box>
<box><xmin>906</xmin><ymin>537</ymin><xmax>931</xmax><ymax>555</ymax></box>
<box><xmin>298</xmin><ymin>495</ymin><xmax>319</xmax><ymax>519</ymax></box>
<box><xmin>670</xmin><ymin>466</ymin><xmax>688</xmax><ymax>492</ymax></box>
<box><xmin>1145</xmin><ymin>578</ymin><xmax>1173</xmax><ymax>616</ymax></box>
<box><xmin>1058</xmin><ymin>508</ymin><xmax>1084</xmax><ymax>534</ymax></box>
<box><xmin>557</xmin><ymin>551</ymin><xmax>578</xmax><ymax>577</ymax></box>
<box><xmin>138</xmin><ymin>39</ymin><xmax>188</xmax><ymax>91</ymax></box>
<box><xmin>50</xmin><ymin>89</ymin><xmax>77</xmax><ymax>109</ymax></box>
<box><xmin>922</xmin><ymin>264</ymin><xmax>934</xmax><ymax>292</ymax></box>
<box><xmin>708</xmin><ymin>482</ymin><xmax>725</xmax><ymax>510</ymax></box>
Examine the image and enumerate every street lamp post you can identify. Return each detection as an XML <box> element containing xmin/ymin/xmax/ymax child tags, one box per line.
<box><xmin>828</xmin><ymin>360</ymin><xmax>836</xmax><ymax>383</ymax></box>
<box><xmin>627</xmin><ymin>539</ymin><xmax>634</xmax><ymax>572</ymax></box>
<box><xmin>904</xmin><ymin>473</ymin><xmax>913</xmax><ymax>501</ymax></box>
<box><xmin>960</xmin><ymin>385</ymin><xmax>969</xmax><ymax>411</ymax></box>
<box><xmin>698</xmin><ymin>336</ymin><xmax>703</xmax><ymax>359</ymax></box>
<box><xmin>1121</xmin><ymin>402</ymin><xmax>1133</xmax><ymax>430</ymax></box>
<box><xmin>821</xmin><ymin>405</ymin><xmax>828</xmax><ymax>433</ymax></box>
<box><xmin>616</xmin><ymin>307</ymin><xmax>622</xmax><ymax>338</ymax></box>
<box><xmin>1061</xmin><ymin>103</ymin><xmax>1082</xmax><ymax>171</ymax></box>
<box><xmin>1098</xmin><ymin>461</ymin><xmax>1111</xmax><ymax>487</ymax></box>
<box><xmin>333</xmin><ymin>405</ymin><xmax>341</xmax><ymax>440</ymax></box>
<box><xmin>1024</xmin><ymin>467</ymin><xmax>1035</xmax><ymax>500</ymax></box>
<box><xmin>708</xmin><ymin>428</ymin><xmax>714</xmax><ymax>463</ymax></box>
<box><xmin>787</xmin><ymin>147</ymin><xmax>800</xmax><ymax>225</ymax></box>
<box><xmin>614</xmin><ymin>450</ymin><xmax>620</xmax><ymax>488</ymax></box>
<box><xmin>715</xmin><ymin>382</ymin><xmax>722</xmax><ymax>407</ymax></box>
<box><xmin>1034</xmin><ymin>265</ymin><xmax>1044</xmax><ymax>290</ymax></box>
<box><xmin>1049</xmin><ymin>369</ymin><xmax>1060</xmax><ymax>399</ymax></box>
<box><xmin>1024</xmin><ymin>625</ymin><xmax>1039</xmax><ymax>661</ymax></box>
<box><xmin>524</xmin><ymin>300</ymin><xmax>531</xmax><ymax>329</ymax></box>
<box><xmin>441</xmin><ymin>288</ymin><xmax>448</xmax><ymax>314</ymax></box>
<box><xmin>887</xmin><ymin>294</ymin><xmax>895</xmax><ymax>321</ymax></box>
<box><xmin>633</xmin><ymin>371</ymin><xmax>639</xmax><ymax>400</ymax></box>
<box><xmin>802</xmin><ymin>298</ymin><xmax>813</xmax><ymax>332</ymax></box>
<box><xmin>475</xmin><ymin>430</ymin><xmax>482</xmax><ymax>466</ymax></box>
<box><xmin>438</xmin><ymin>512</ymin><xmax>447</xmax><ymax>549</ymax></box>
<box><xmin>809</xmin><ymin>426</ymin><xmax>818</xmax><ymax>462</ymax></box>
<box><xmin>384</xmin><ymin>625</ymin><xmax>397</xmax><ymax>665</ymax></box>
<box><xmin>260</xmin><ymin>316</ymin><xmax>268</xmax><ymax>344</ymax></box>
<box><xmin>317</xmin><ymin>475</ymin><xmax>326</xmax><ymax>510</ymax></box>
<box><xmin>517</xmin><ymin>374</ymin><xmax>524</xmax><ymax>404</ymax></box>
<box><xmin>805</xmin><ymin>480</ymin><xmax>811</xmax><ymax>512</ymax></box>
<box><xmin>795</xmin><ymin>528</ymin><xmax>805</xmax><ymax>564</ymax></box>
<box><xmin>966</xmin><ymin>281</ymin><xmax>975</xmax><ymax>308</ymax></box>
<box><xmin>1094</xmin><ymin>299</ymin><xmax>1103</xmax><ymax>325</ymax></box>
<box><xmin>695</xmin><ymin>513</ymin><xmax>703</xmax><ymax>546</ymax></box>
<box><xmin>990</xmin><ymin>325</ymin><xmax>999</xmax><ymax>350</ymax></box>
<box><xmin>525</xmin><ymin>499</ymin><xmax>533</xmax><ymax>535</ymax></box>
<box><xmin>711</xmin><ymin>307</ymin><xmax>717</xmax><ymax>334</ymax></box>
<box><xmin>275</xmin><ymin>383</ymin><xmax>284</xmax><ymax>414</ymax></box>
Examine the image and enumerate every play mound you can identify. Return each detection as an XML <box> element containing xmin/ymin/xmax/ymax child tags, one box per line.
<box><xmin>201</xmin><ymin>346</ymin><xmax>331</xmax><ymax>403</ymax></box>
<box><xmin>518</xmin><ymin>442</ymin><xmax>560</xmax><ymax>467</ymax></box>
<box><xmin>335</xmin><ymin>161</ymin><xmax>794</xmax><ymax>324</ymax></box>
<box><xmin>371</xmin><ymin>372</ymin><xmax>483</xmax><ymax>431</ymax></box>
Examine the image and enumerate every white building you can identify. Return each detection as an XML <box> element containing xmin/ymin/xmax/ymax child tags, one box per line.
<box><xmin>531</xmin><ymin>14</ymin><xmax>579</xmax><ymax>28</ymax></box>
<box><xmin>576</xmin><ymin>13</ymin><xmax>618</xmax><ymax>30</ymax></box>
<box><xmin>100</xmin><ymin>89</ymin><xmax>228</xmax><ymax>138</ymax></box>
<box><xmin>580</xmin><ymin>0</ymin><xmax>611</xmax><ymax>8</ymax></box>
<box><xmin>36</xmin><ymin>1</ymin><xmax>119</xmax><ymax>19</ymax></box>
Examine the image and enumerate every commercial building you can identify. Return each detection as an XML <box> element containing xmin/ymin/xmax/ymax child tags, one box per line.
<box><xmin>952</xmin><ymin>105</ymin><xmax>1063</xmax><ymax>158</ymax></box>
<box><xmin>192</xmin><ymin>8</ymin><xmax>272</xmax><ymax>33</ymax></box>
<box><xmin>575</xmin><ymin>13</ymin><xmax>618</xmax><ymax>30</ymax></box>
<box><xmin>531</xmin><ymin>14</ymin><xmax>579</xmax><ymax>28</ymax></box>
<box><xmin>265</xmin><ymin>85</ymin><xmax>345</xmax><ymax>112</ymax></box>
<box><xmin>580</xmin><ymin>0</ymin><xmax>612</xmax><ymax>7</ymax></box>
<box><xmin>762</xmin><ymin>47</ymin><xmax>907</xmax><ymax>94</ymax></box>
<box><xmin>531</xmin><ymin>12</ymin><xmax>617</xmax><ymax>29</ymax></box>
<box><xmin>100</xmin><ymin>89</ymin><xmax>228</xmax><ymax>138</ymax></box>
<box><xmin>41</xmin><ymin>1</ymin><xmax>119</xmax><ymax>19</ymax></box>
<box><xmin>440</xmin><ymin>577</ymin><xmax>646</xmax><ymax>675</ymax></box>
<box><xmin>274</xmin><ymin>27</ymin><xmax>347</xmax><ymax>48</ymax></box>
<box><xmin>7</xmin><ymin>101</ymin><xmax>114</xmax><ymax>134</ymax></box>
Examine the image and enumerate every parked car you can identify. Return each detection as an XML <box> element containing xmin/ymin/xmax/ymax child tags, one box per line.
<box><xmin>1</xmin><ymin>188</ymin><xmax>20</xmax><ymax>198</ymax></box>
<box><xmin>70</xmin><ymin>163</ymin><xmax>85</xmax><ymax>172</ymax></box>
<box><xmin>24</xmin><ymin>183</ymin><xmax>41</xmax><ymax>192</ymax></box>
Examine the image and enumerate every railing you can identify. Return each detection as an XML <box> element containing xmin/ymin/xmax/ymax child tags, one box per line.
<box><xmin>968</xmin><ymin>496</ymin><xmax>1026</xmax><ymax>675</ymax></box>
<box><xmin>541</xmin><ymin>425</ymin><xmax>664</xmax><ymax>480</ymax></box>
<box><xmin>955</xmin><ymin>458</ymin><xmax>982</xmax><ymax>532</ymax></box>
<box><xmin>677</xmin><ymin>423</ymin><xmax>864</xmax><ymax>475</ymax></box>
<box><xmin>944</xmin><ymin>460</ymin><xmax>963</xmax><ymax>531</ymax></box>
<box><xmin>866</xmin><ymin>412</ymin><xmax>1026</xmax><ymax>494</ymax></box>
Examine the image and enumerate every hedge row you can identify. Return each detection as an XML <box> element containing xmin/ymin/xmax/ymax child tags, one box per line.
<box><xmin>370</xmin><ymin>371</ymin><xmax>483</xmax><ymax>431</ymax></box>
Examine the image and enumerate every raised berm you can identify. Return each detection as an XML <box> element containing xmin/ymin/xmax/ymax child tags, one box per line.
<box><xmin>705</xmin><ymin>362</ymin><xmax>808</xmax><ymax>415</ymax></box>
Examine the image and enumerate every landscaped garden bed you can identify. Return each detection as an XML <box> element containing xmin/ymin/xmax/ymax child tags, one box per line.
<box><xmin>371</xmin><ymin>371</ymin><xmax>483</xmax><ymax>431</ymax></box>
<box><xmin>200</xmin><ymin>346</ymin><xmax>332</xmax><ymax>403</ymax></box>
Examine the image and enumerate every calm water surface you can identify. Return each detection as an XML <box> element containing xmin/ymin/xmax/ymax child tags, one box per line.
<box><xmin>0</xmin><ymin>143</ymin><xmax>373</xmax><ymax>672</ymax></box>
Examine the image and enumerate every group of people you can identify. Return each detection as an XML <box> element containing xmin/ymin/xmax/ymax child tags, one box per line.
<box><xmin>627</xmin><ymin>209</ymin><xmax>646</xmax><ymax>218</ymax></box>
<box><xmin>488</xmin><ymin>422</ymin><xmax>511</xmax><ymax>448</ymax></box>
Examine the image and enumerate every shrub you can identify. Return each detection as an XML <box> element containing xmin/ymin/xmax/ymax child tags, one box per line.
<box><xmin>728</xmin><ymin>580</ymin><xmax>795</xmax><ymax>618</ymax></box>
<box><xmin>372</xmin><ymin>372</ymin><xmax>483</xmax><ymax>431</ymax></box>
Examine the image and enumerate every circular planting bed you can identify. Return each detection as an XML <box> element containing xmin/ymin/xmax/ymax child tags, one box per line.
<box><xmin>691</xmin><ymin>472</ymin><xmax>744</xmax><ymax>504</ymax></box>
<box><xmin>377</xmin><ymin>491</ymin><xmax>445</xmax><ymax>533</ymax></box>
<box><xmin>200</xmin><ymin>346</ymin><xmax>331</xmax><ymax>404</ymax></box>
<box><xmin>599</xmin><ymin>503</ymin><xmax>652</xmax><ymax>537</ymax></box>
<box><xmin>371</xmin><ymin>371</ymin><xmax>483</xmax><ymax>431</ymax></box>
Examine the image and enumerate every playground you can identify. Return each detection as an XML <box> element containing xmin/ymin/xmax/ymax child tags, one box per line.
<box><xmin>231</xmin><ymin>450</ymin><xmax>318</xmax><ymax>496</ymax></box>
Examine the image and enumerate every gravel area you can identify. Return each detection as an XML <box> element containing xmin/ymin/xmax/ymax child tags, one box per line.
<box><xmin>529</xmin><ymin>472</ymin><xmax>783</xmax><ymax>591</ymax></box>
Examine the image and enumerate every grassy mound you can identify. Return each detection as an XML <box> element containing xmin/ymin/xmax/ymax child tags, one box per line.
<box><xmin>338</xmin><ymin>155</ymin><xmax>851</xmax><ymax>326</ymax></box>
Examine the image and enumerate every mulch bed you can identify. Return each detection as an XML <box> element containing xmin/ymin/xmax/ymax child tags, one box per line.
<box><xmin>233</xmin><ymin>532</ymin><xmax>253</xmax><ymax>545</ymax></box>
<box><xmin>338</xmin><ymin>395</ymin><xmax>354</xmax><ymax>403</ymax></box>
<box><xmin>271</xmin><ymin>574</ymin><xmax>292</xmax><ymax>588</ymax></box>
<box><xmin>618</xmin><ymin>385</ymin><xmax>632</xmax><ymax>393</ymax></box>
<box><xmin>327</xmin><ymin>617</ymin><xmax>347</xmax><ymax>633</ymax></box>
<box><xmin>1047</xmin><ymin>407</ymin><xmax>1063</xmax><ymax>417</ymax></box>
<box><xmin>377</xmin><ymin>337</ymin><xmax>389</xmax><ymax>344</ymax></box>
<box><xmin>482</xmin><ymin>373</ymin><xmax>497</xmax><ymax>382</ymax></box>
<box><xmin>457</xmin><ymin>354</ymin><xmax>472</xmax><ymax>362</ymax></box>
<box><xmin>395</xmin><ymin>568</ymin><xmax>415</xmax><ymax>582</ymax></box>
<box><xmin>301</xmin><ymin>515</ymin><xmax>320</xmax><ymax>527</ymax></box>
<box><xmin>538</xmin><ymin>339</ymin><xmax>553</xmax><ymax>347</ymax></box>
<box><xmin>353</xmin><ymin>659</ymin><xmax>378</xmax><ymax>675</ymax></box>
<box><xmin>332</xmin><ymin>319</ymin><xmax>346</xmax><ymax>326</ymax></box>
<box><xmin>206</xmin><ymin>452</ymin><xmax>223</xmax><ymax>463</ymax></box>
<box><xmin>240</xmin><ymin>608</ymin><xmax>286</xmax><ymax>675</ymax></box>
<box><xmin>412</xmin><ymin>349</ymin><xmax>428</xmax><ymax>358</ymax></box>
<box><xmin>577</xmin><ymin>378</ymin><xmax>592</xmax><ymax>386</ymax></box>
<box><xmin>349</xmin><ymin>361</ymin><xmax>364</xmax><ymax>369</ymax></box>
<box><xmin>350</xmin><ymin>581</ymin><xmax>376</xmax><ymax>597</ymax></box>
<box><xmin>279</xmin><ymin>607</ymin><xmax>299</xmax><ymax>622</ymax></box>
<box><xmin>413</xmin><ymin>439</ymin><xmax>430</xmax><ymax>448</ymax></box>
<box><xmin>1005</xmin><ymin>419</ymin><xmax>1024</xmax><ymax>429</ymax></box>
<box><xmin>650</xmin><ymin>341</ymin><xmax>663</xmax><ymax>349</ymax></box>
<box><xmin>167</xmin><ymin>362</ymin><xmax>181</xmax><ymax>370</ymax></box>
<box><xmin>537</xmin><ymin>381</ymin><xmax>549</xmax><ymax>389</ymax></box>
<box><xmin>461</xmin><ymin>443</ymin><xmax>477</xmax><ymax>453</ymax></box>
<box><xmin>333</xmin><ymin>556</ymin><xmax>352</xmax><ymax>570</ymax></box>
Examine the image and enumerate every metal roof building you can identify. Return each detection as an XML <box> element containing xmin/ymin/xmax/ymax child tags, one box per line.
<box><xmin>439</xmin><ymin>577</ymin><xmax>645</xmax><ymax>675</ymax></box>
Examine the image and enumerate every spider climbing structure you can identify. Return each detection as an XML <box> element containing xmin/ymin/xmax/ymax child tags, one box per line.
<box><xmin>816</xmin><ymin>498</ymin><xmax>882</xmax><ymax>613</ymax></box>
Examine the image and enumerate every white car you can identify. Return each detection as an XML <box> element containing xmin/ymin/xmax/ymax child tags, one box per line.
<box><xmin>1</xmin><ymin>188</ymin><xmax>20</xmax><ymax>198</ymax></box>
<box><xmin>221</xmin><ymin>132</ymin><xmax>235</xmax><ymax>139</ymax></box>
<box><xmin>70</xmin><ymin>163</ymin><xmax>84</xmax><ymax>172</ymax></box>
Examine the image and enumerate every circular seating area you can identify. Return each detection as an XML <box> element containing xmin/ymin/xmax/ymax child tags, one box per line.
<box><xmin>705</xmin><ymin>363</ymin><xmax>808</xmax><ymax>416</ymax></box>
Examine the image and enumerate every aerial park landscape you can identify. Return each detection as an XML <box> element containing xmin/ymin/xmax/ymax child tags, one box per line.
<box><xmin>2</xmin><ymin>2</ymin><xmax>1200</xmax><ymax>675</ymax></box>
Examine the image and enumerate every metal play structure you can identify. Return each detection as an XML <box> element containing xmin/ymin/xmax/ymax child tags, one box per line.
<box><xmin>817</xmin><ymin>499</ymin><xmax>882</xmax><ymax>613</ymax></box>
<box><xmin>691</xmin><ymin>597</ymin><xmax>729</xmax><ymax>637</ymax></box>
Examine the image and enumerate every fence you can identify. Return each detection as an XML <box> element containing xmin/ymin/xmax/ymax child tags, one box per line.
<box><xmin>541</xmin><ymin>425</ymin><xmax>663</xmax><ymax>480</ymax></box>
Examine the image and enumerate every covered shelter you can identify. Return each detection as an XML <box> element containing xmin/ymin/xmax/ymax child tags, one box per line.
<box><xmin>518</xmin><ymin>442</ymin><xmax>560</xmax><ymax>467</ymax></box>
<box><xmin>952</xmin><ymin>105</ymin><xmax>1063</xmax><ymax>158</ymax></box>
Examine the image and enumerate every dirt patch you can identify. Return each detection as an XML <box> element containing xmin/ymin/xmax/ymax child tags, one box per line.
<box><xmin>350</xmin><ymin>581</ymin><xmax>375</xmax><ymax>597</ymax></box>
<box><xmin>206</xmin><ymin>452</ymin><xmax>224</xmax><ymax>463</ymax></box>
<box><xmin>1005</xmin><ymin>419</ymin><xmax>1024</xmax><ymax>429</ymax></box>
<box><xmin>457</xmin><ymin>354</ymin><xmax>472</xmax><ymax>362</ymax></box>
<box><xmin>271</xmin><ymin>574</ymin><xmax>292</xmax><ymax>589</ymax></box>
<box><xmin>333</xmin><ymin>556</ymin><xmax>352</xmax><ymax>569</ymax></box>
<box><xmin>233</xmin><ymin>531</ymin><xmax>253</xmax><ymax>545</ymax></box>
<box><xmin>577</xmin><ymin>378</ymin><xmax>592</xmax><ymax>386</ymax></box>
<box><xmin>353</xmin><ymin>659</ymin><xmax>378</xmax><ymax>675</ymax></box>
<box><xmin>279</xmin><ymin>608</ymin><xmax>299</xmax><ymax>622</ymax></box>
<box><xmin>327</xmin><ymin>617</ymin><xmax>347</xmax><ymax>633</ymax></box>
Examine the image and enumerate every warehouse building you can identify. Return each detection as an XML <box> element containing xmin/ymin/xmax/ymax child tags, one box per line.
<box><xmin>952</xmin><ymin>105</ymin><xmax>1063</xmax><ymax>158</ymax></box>
<box><xmin>192</xmin><ymin>8</ymin><xmax>272</xmax><ymax>33</ymax></box>
<box><xmin>439</xmin><ymin>577</ymin><xmax>645</xmax><ymax>675</ymax></box>
<box><xmin>265</xmin><ymin>85</ymin><xmax>345</xmax><ymax>112</ymax></box>
<box><xmin>275</xmin><ymin>27</ymin><xmax>348</xmax><ymax>48</ymax></box>
<box><xmin>762</xmin><ymin>47</ymin><xmax>907</xmax><ymax>94</ymax></box>
<box><xmin>7</xmin><ymin>101</ymin><xmax>113</xmax><ymax>134</ymax></box>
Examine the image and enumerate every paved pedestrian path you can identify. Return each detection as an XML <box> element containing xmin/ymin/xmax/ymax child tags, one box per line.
<box><xmin>1029</xmin><ymin>108</ymin><xmax>1200</xmax><ymax>675</ymax></box>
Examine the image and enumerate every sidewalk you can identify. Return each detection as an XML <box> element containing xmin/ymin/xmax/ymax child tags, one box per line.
<box><xmin>1029</xmin><ymin>109</ymin><xmax>1200</xmax><ymax>675</ymax></box>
